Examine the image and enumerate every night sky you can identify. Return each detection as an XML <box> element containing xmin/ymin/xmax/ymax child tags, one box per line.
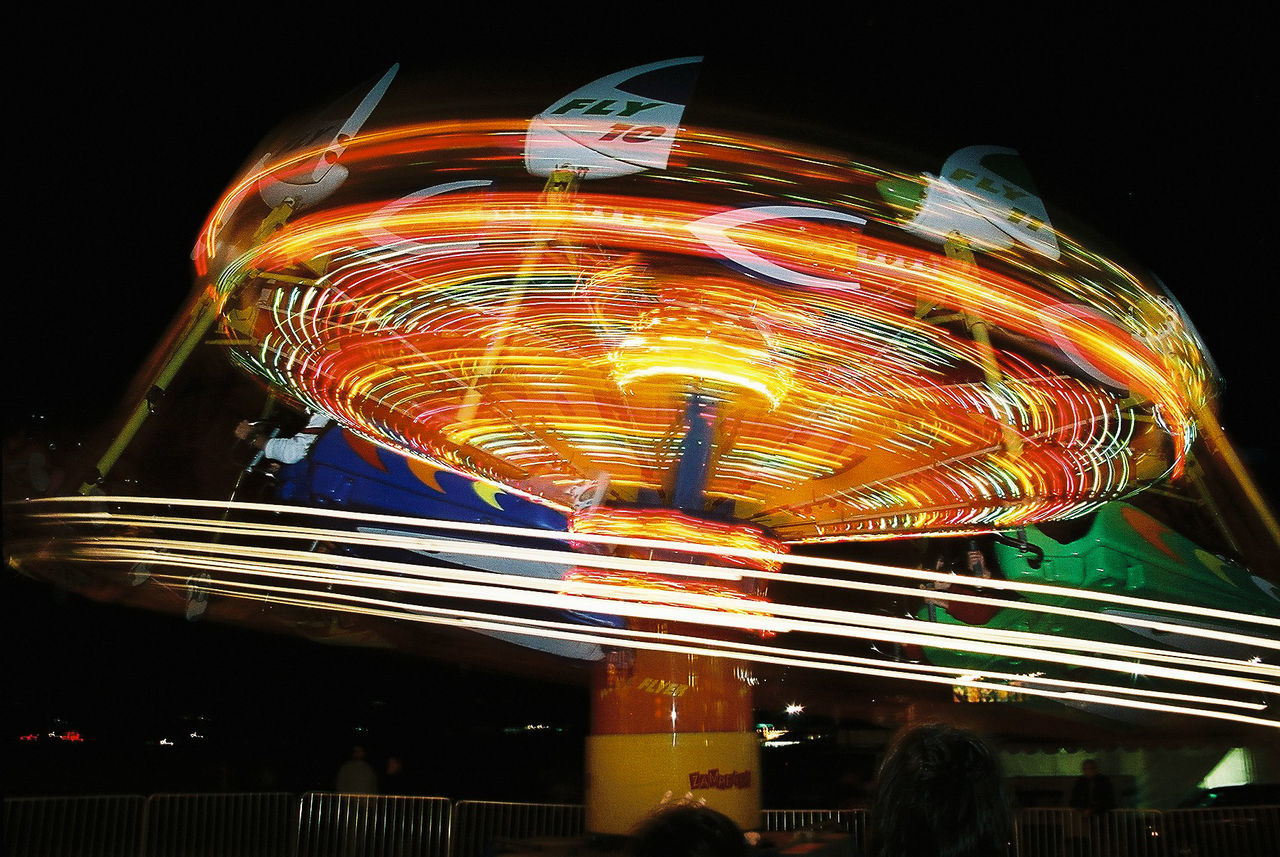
<box><xmin>5</xmin><ymin>10</ymin><xmax>1274</xmax><ymax>797</ymax></box>
<box><xmin>10</xmin><ymin>13</ymin><xmax>1274</xmax><ymax>466</ymax></box>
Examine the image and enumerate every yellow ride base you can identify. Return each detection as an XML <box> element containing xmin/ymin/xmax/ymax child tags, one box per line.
<box><xmin>585</xmin><ymin>730</ymin><xmax>760</xmax><ymax>834</ymax></box>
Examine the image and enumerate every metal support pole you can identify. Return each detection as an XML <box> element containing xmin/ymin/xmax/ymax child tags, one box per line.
<box><xmin>77</xmin><ymin>297</ymin><xmax>222</xmax><ymax>494</ymax></box>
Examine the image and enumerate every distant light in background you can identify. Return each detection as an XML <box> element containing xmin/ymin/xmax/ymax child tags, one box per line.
<box><xmin>1199</xmin><ymin>747</ymin><xmax>1254</xmax><ymax>789</ymax></box>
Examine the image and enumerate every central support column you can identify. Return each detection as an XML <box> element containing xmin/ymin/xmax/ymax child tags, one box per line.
<box><xmin>570</xmin><ymin>508</ymin><xmax>782</xmax><ymax>835</ymax></box>
<box><xmin>586</xmin><ymin>640</ymin><xmax>759</xmax><ymax>833</ymax></box>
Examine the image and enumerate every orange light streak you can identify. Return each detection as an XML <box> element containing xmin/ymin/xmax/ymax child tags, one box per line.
<box><xmin>192</xmin><ymin>119</ymin><xmax>1212</xmax><ymax>538</ymax></box>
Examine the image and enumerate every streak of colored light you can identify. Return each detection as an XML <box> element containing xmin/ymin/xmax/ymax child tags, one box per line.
<box><xmin>194</xmin><ymin>119</ymin><xmax>1214</xmax><ymax>539</ymax></box>
<box><xmin>17</xmin><ymin>499</ymin><xmax>1278</xmax><ymax>712</ymax></box>
<box><xmin>52</xmin><ymin>556</ymin><xmax>1280</xmax><ymax>730</ymax></box>
<box><xmin>569</xmin><ymin>507</ymin><xmax>787</xmax><ymax>572</ymax></box>
<box><xmin>26</xmin><ymin>497</ymin><xmax>1278</xmax><ymax>633</ymax></box>
<box><xmin>53</xmin><ymin>510</ymin><xmax>1277</xmax><ymax>668</ymax></box>
<box><xmin>63</xmin><ymin>534</ymin><xmax>1278</xmax><ymax>693</ymax></box>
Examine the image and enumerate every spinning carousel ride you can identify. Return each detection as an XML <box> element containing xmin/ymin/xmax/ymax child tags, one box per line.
<box><xmin>8</xmin><ymin>58</ymin><xmax>1277</xmax><ymax>832</ymax></box>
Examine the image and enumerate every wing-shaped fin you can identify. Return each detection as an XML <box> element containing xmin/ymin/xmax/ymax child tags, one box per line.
<box><xmin>880</xmin><ymin>145</ymin><xmax>1061</xmax><ymax>260</ymax></box>
<box><xmin>258</xmin><ymin>64</ymin><xmax>399</xmax><ymax>208</ymax></box>
<box><xmin>524</xmin><ymin>56</ymin><xmax>702</xmax><ymax>179</ymax></box>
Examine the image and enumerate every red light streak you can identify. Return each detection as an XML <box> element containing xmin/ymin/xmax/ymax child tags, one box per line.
<box><xmin>192</xmin><ymin>120</ymin><xmax>1212</xmax><ymax>540</ymax></box>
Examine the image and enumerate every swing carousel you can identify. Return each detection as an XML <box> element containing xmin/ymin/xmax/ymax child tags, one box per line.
<box><xmin>7</xmin><ymin>58</ymin><xmax>1277</xmax><ymax>833</ymax></box>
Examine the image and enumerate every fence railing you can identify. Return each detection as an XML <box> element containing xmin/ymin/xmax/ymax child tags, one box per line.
<box><xmin>3</xmin><ymin>794</ymin><xmax>146</xmax><ymax>857</ymax></box>
<box><xmin>761</xmin><ymin>808</ymin><xmax>848</xmax><ymax>832</ymax></box>
<box><xmin>1015</xmin><ymin>808</ymin><xmax>1166</xmax><ymax>857</ymax></box>
<box><xmin>296</xmin><ymin>793</ymin><xmax>453</xmax><ymax>857</ymax></box>
<box><xmin>1161</xmin><ymin>805</ymin><xmax>1280</xmax><ymax>857</ymax></box>
<box><xmin>760</xmin><ymin>808</ymin><xmax>870</xmax><ymax>853</ymax></box>
<box><xmin>452</xmin><ymin>801</ymin><xmax>584</xmax><ymax>857</ymax></box>
<box><xmin>5</xmin><ymin>795</ymin><xmax>1278</xmax><ymax>857</ymax></box>
<box><xmin>142</xmin><ymin>792</ymin><xmax>296</xmax><ymax>857</ymax></box>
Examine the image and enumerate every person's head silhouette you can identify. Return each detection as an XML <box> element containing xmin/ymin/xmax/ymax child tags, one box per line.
<box><xmin>629</xmin><ymin>804</ymin><xmax>749</xmax><ymax>857</ymax></box>
<box><xmin>870</xmin><ymin>723</ymin><xmax>1010</xmax><ymax>857</ymax></box>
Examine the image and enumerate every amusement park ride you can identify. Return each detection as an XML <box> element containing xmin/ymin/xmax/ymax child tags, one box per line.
<box><xmin>6</xmin><ymin>58</ymin><xmax>1279</xmax><ymax>832</ymax></box>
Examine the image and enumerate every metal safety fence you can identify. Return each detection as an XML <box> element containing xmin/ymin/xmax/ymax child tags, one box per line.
<box><xmin>452</xmin><ymin>800</ymin><xmax>584</xmax><ymax>857</ymax></box>
<box><xmin>295</xmin><ymin>793</ymin><xmax>453</xmax><ymax>857</ymax></box>
<box><xmin>1160</xmin><ymin>806</ymin><xmax>1280</xmax><ymax>857</ymax></box>
<box><xmin>5</xmin><ymin>795</ymin><xmax>1278</xmax><ymax>856</ymax></box>
<box><xmin>1015</xmin><ymin>808</ymin><xmax>1166</xmax><ymax>857</ymax></box>
<box><xmin>3</xmin><ymin>794</ymin><xmax>146</xmax><ymax>857</ymax></box>
<box><xmin>142</xmin><ymin>792</ymin><xmax>295</xmax><ymax>857</ymax></box>
<box><xmin>761</xmin><ymin>808</ymin><xmax>869</xmax><ymax>855</ymax></box>
<box><xmin>760</xmin><ymin>808</ymin><xmax>868</xmax><ymax>844</ymax></box>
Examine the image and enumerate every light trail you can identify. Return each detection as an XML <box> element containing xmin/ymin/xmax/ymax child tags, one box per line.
<box><xmin>121</xmin><ymin>555</ymin><xmax>1274</xmax><ymax>720</ymax></box>
<box><xmin>96</xmin><ymin>564</ymin><xmax>1280</xmax><ymax>729</ymax></box>
<box><xmin>15</xmin><ymin>496</ymin><xmax>1274</xmax><ymax>726</ymax></box>
<box><xmin>56</xmin><ymin>522</ymin><xmax>1280</xmax><ymax>676</ymax></box>
<box><xmin>24</xmin><ymin>496</ymin><xmax>1280</xmax><ymax>629</ymax></box>
<box><xmin>24</xmin><ymin>503</ymin><xmax>1274</xmax><ymax>695</ymax></box>
<box><xmin>190</xmin><ymin>120</ymin><xmax>1215</xmax><ymax>537</ymax></box>
<box><xmin>26</xmin><ymin>505</ymin><xmax>1280</xmax><ymax>672</ymax></box>
<box><xmin>62</xmin><ymin>535</ymin><xmax>1280</xmax><ymax>694</ymax></box>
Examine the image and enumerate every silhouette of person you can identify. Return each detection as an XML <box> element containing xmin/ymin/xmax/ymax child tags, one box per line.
<box><xmin>334</xmin><ymin>745</ymin><xmax>378</xmax><ymax>794</ymax></box>
<box><xmin>869</xmin><ymin>723</ymin><xmax>1011</xmax><ymax>857</ymax></box>
<box><xmin>1068</xmin><ymin>759</ymin><xmax>1115</xmax><ymax>855</ymax></box>
<box><xmin>1069</xmin><ymin>759</ymin><xmax>1115</xmax><ymax>818</ymax></box>
<box><xmin>921</xmin><ymin>542</ymin><xmax>1010</xmax><ymax>625</ymax></box>
<box><xmin>382</xmin><ymin>754</ymin><xmax>411</xmax><ymax>795</ymax></box>
<box><xmin>629</xmin><ymin>804</ymin><xmax>750</xmax><ymax>857</ymax></box>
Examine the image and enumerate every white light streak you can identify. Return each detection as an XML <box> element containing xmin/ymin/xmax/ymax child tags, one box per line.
<box><xmin>10</xmin><ymin>495</ymin><xmax>1278</xmax><ymax>729</ymax></box>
